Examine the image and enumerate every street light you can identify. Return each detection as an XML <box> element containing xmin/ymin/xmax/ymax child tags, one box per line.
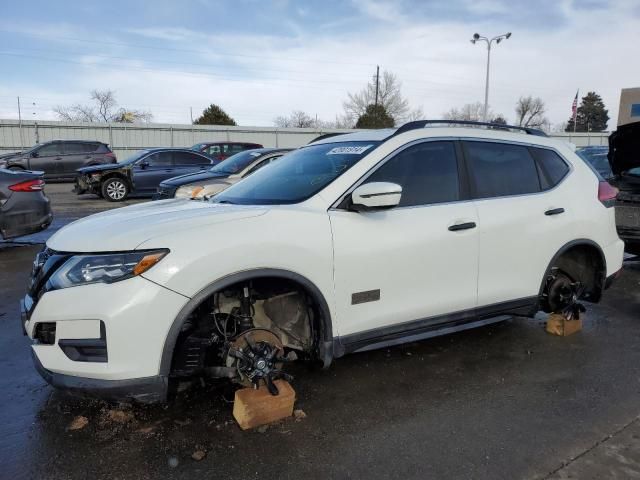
<box><xmin>470</xmin><ymin>32</ymin><xmax>512</xmax><ymax>122</ymax></box>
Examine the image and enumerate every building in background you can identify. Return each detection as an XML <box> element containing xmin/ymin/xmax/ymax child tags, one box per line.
<box><xmin>618</xmin><ymin>87</ymin><xmax>640</xmax><ymax>126</ymax></box>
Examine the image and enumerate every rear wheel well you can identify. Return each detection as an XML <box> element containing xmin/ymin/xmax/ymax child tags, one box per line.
<box><xmin>540</xmin><ymin>242</ymin><xmax>606</xmax><ymax>312</ymax></box>
<box><xmin>162</xmin><ymin>272</ymin><xmax>333</xmax><ymax>380</ymax></box>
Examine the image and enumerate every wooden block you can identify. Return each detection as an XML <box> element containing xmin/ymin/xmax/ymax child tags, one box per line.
<box><xmin>546</xmin><ymin>313</ymin><xmax>583</xmax><ymax>336</ymax></box>
<box><xmin>233</xmin><ymin>380</ymin><xmax>296</xmax><ymax>430</ymax></box>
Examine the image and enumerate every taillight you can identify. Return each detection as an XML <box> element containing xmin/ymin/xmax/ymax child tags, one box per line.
<box><xmin>105</xmin><ymin>152</ymin><xmax>116</xmax><ymax>159</ymax></box>
<box><xmin>9</xmin><ymin>179</ymin><xmax>45</xmax><ymax>192</ymax></box>
<box><xmin>598</xmin><ymin>181</ymin><xmax>618</xmax><ymax>208</ymax></box>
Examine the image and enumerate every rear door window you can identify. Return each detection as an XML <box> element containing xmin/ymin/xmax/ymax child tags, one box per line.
<box><xmin>145</xmin><ymin>152</ymin><xmax>173</xmax><ymax>166</ymax></box>
<box><xmin>530</xmin><ymin>148</ymin><xmax>570</xmax><ymax>189</ymax></box>
<box><xmin>464</xmin><ymin>141</ymin><xmax>541</xmax><ymax>199</ymax></box>
<box><xmin>364</xmin><ymin>141</ymin><xmax>460</xmax><ymax>207</ymax></box>
<box><xmin>173</xmin><ymin>151</ymin><xmax>211</xmax><ymax>165</ymax></box>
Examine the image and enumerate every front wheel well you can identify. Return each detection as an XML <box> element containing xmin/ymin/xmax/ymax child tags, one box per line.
<box><xmin>161</xmin><ymin>271</ymin><xmax>334</xmax><ymax>378</ymax></box>
<box><xmin>540</xmin><ymin>241</ymin><xmax>606</xmax><ymax>312</ymax></box>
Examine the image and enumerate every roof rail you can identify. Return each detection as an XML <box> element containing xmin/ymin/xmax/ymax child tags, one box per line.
<box><xmin>392</xmin><ymin>120</ymin><xmax>548</xmax><ymax>138</ymax></box>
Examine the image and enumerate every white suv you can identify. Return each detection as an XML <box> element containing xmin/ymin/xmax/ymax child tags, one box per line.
<box><xmin>22</xmin><ymin>121</ymin><xmax>624</xmax><ymax>403</ymax></box>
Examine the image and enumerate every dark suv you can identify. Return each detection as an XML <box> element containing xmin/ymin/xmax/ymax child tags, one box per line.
<box><xmin>0</xmin><ymin>141</ymin><xmax>116</xmax><ymax>181</ymax></box>
<box><xmin>191</xmin><ymin>142</ymin><xmax>262</xmax><ymax>161</ymax></box>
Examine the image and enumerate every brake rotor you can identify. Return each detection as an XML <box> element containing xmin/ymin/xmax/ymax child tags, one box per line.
<box><xmin>225</xmin><ymin>329</ymin><xmax>285</xmax><ymax>390</ymax></box>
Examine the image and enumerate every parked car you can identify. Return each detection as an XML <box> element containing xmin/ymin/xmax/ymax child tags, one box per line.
<box><xmin>154</xmin><ymin>148</ymin><xmax>292</xmax><ymax>200</ymax></box>
<box><xmin>608</xmin><ymin>121</ymin><xmax>640</xmax><ymax>255</ymax></box>
<box><xmin>576</xmin><ymin>146</ymin><xmax>611</xmax><ymax>179</ymax></box>
<box><xmin>0</xmin><ymin>141</ymin><xmax>116</xmax><ymax>181</ymax></box>
<box><xmin>191</xmin><ymin>142</ymin><xmax>263</xmax><ymax>161</ymax></box>
<box><xmin>75</xmin><ymin>148</ymin><xmax>215</xmax><ymax>202</ymax></box>
<box><xmin>0</xmin><ymin>168</ymin><xmax>52</xmax><ymax>239</ymax></box>
<box><xmin>22</xmin><ymin>120</ymin><xmax>624</xmax><ymax>403</ymax></box>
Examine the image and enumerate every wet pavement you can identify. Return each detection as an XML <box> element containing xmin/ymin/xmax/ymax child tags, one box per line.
<box><xmin>1</xmin><ymin>241</ymin><xmax>640</xmax><ymax>479</ymax></box>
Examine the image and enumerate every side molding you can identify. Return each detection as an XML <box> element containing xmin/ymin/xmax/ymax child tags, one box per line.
<box><xmin>159</xmin><ymin>269</ymin><xmax>334</xmax><ymax>375</ymax></box>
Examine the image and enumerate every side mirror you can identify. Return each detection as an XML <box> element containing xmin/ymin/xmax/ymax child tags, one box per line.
<box><xmin>350</xmin><ymin>182</ymin><xmax>402</xmax><ymax>212</ymax></box>
<box><xmin>138</xmin><ymin>160</ymin><xmax>149</xmax><ymax>169</ymax></box>
<box><xmin>31</xmin><ymin>151</ymin><xmax>39</xmax><ymax>158</ymax></box>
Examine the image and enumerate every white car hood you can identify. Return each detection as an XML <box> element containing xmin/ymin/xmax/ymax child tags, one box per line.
<box><xmin>47</xmin><ymin>199</ymin><xmax>268</xmax><ymax>252</ymax></box>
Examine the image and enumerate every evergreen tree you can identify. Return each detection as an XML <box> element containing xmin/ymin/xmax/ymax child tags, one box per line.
<box><xmin>566</xmin><ymin>92</ymin><xmax>609</xmax><ymax>132</ymax></box>
<box><xmin>194</xmin><ymin>104</ymin><xmax>237</xmax><ymax>126</ymax></box>
<box><xmin>355</xmin><ymin>104</ymin><xmax>395</xmax><ymax>129</ymax></box>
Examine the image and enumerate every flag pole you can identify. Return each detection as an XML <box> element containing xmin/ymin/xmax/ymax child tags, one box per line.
<box><xmin>573</xmin><ymin>89</ymin><xmax>578</xmax><ymax>133</ymax></box>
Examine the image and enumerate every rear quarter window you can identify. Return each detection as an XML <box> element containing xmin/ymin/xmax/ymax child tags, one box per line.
<box><xmin>530</xmin><ymin>148</ymin><xmax>570</xmax><ymax>189</ymax></box>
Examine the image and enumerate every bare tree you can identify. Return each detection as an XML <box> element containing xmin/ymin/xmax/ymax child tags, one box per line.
<box><xmin>343</xmin><ymin>70</ymin><xmax>421</xmax><ymax>124</ymax></box>
<box><xmin>443</xmin><ymin>102</ymin><xmax>491</xmax><ymax>122</ymax></box>
<box><xmin>274</xmin><ymin>110</ymin><xmax>316</xmax><ymax>128</ymax></box>
<box><xmin>54</xmin><ymin>90</ymin><xmax>153</xmax><ymax>123</ymax></box>
<box><xmin>515</xmin><ymin>96</ymin><xmax>548</xmax><ymax>127</ymax></box>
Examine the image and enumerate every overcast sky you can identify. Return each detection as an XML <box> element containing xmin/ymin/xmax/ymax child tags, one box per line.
<box><xmin>1</xmin><ymin>0</ymin><xmax>638</xmax><ymax>129</ymax></box>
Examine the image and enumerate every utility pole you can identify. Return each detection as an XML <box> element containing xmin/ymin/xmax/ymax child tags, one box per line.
<box><xmin>17</xmin><ymin>96</ymin><xmax>24</xmax><ymax>150</ymax></box>
<box><xmin>374</xmin><ymin>65</ymin><xmax>380</xmax><ymax>107</ymax></box>
<box><xmin>190</xmin><ymin>107</ymin><xmax>193</xmax><ymax>124</ymax></box>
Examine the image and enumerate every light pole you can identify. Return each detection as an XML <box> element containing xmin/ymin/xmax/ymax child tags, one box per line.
<box><xmin>470</xmin><ymin>32</ymin><xmax>511</xmax><ymax>122</ymax></box>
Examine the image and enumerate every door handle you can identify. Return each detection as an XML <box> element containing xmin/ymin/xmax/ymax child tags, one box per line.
<box><xmin>545</xmin><ymin>208</ymin><xmax>565</xmax><ymax>216</ymax></box>
<box><xmin>448</xmin><ymin>222</ymin><xmax>476</xmax><ymax>231</ymax></box>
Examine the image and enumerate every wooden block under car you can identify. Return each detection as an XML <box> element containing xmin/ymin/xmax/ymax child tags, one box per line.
<box><xmin>546</xmin><ymin>313</ymin><xmax>583</xmax><ymax>336</ymax></box>
<box><xmin>233</xmin><ymin>380</ymin><xmax>296</xmax><ymax>430</ymax></box>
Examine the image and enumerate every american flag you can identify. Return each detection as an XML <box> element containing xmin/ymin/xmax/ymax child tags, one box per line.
<box><xmin>571</xmin><ymin>90</ymin><xmax>579</xmax><ymax>121</ymax></box>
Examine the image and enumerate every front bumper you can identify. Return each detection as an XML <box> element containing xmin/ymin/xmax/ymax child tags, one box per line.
<box><xmin>23</xmin><ymin>274</ymin><xmax>189</xmax><ymax>399</ymax></box>
<box><xmin>31</xmin><ymin>350</ymin><xmax>168</xmax><ymax>403</ymax></box>
<box><xmin>74</xmin><ymin>175</ymin><xmax>100</xmax><ymax>195</ymax></box>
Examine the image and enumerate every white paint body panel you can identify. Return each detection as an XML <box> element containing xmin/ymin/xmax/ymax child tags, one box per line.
<box><xmin>27</xmin><ymin>126</ymin><xmax>624</xmax><ymax>382</ymax></box>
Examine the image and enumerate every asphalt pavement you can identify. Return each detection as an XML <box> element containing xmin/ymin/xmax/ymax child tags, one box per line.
<box><xmin>1</xmin><ymin>186</ymin><xmax>640</xmax><ymax>479</ymax></box>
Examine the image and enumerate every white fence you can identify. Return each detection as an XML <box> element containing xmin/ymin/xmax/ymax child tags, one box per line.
<box><xmin>0</xmin><ymin>119</ymin><xmax>609</xmax><ymax>158</ymax></box>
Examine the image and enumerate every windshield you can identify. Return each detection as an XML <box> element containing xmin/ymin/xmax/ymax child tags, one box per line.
<box><xmin>211</xmin><ymin>150</ymin><xmax>265</xmax><ymax>175</ymax></box>
<box><xmin>121</xmin><ymin>150</ymin><xmax>151</xmax><ymax>164</ymax></box>
<box><xmin>213</xmin><ymin>141</ymin><xmax>378</xmax><ymax>205</ymax></box>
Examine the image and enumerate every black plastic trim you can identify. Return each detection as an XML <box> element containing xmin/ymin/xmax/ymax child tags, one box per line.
<box><xmin>335</xmin><ymin>296</ymin><xmax>538</xmax><ymax>356</ymax></box>
<box><xmin>31</xmin><ymin>350</ymin><xmax>167</xmax><ymax>403</ymax></box>
<box><xmin>159</xmin><ymin>269</ymin><xmax>334</xmax><ymax>375</ymax></box>
<box><xmin>58</xmin><ymin>321</ymin><xmax>108</xmax><ymax>362</ymax></box>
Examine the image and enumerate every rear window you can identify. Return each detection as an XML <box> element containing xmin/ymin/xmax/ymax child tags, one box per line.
<box><xmin>464</xmin><ymin>141</ymin><xmax>541</xmax><ymax>199</ymax></box>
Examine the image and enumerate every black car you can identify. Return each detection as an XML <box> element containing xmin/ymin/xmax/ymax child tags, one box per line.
<box><xmin>154</xmin><ymin>148</ymin><xmax>291</xmax><ymax>200</ymax></box>
<box><xmin>0</xmin><ymin>141</ymin><xmax>116</xmax><ymax>181</ymax></box>
<box><xmin>608</xmin><ymin>121</ymin><xmax>640</xmax><ymax>255</ymax></box>
<box><xmin>75</xmin><ymin>148</ymin><xmax>215</xmax><ymax>202</ymax></box>
<box><xmin>0</xmin><ymin>169</ymin><xmax>52</xmax><ymax>239</ymax></box>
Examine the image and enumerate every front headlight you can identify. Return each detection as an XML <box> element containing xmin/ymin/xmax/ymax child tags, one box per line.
<box><xmin>47</xmin><ymin>249</ymin><xmax>168</xmax><ymax>291</ymax></box>
<box><xmin>175</xmin><ymin>185</ymin><xmax>201</xmax><ymax>199</ymax></box>
<box><xmin>176</xmin><ymin>184</ymin><xmax>227</xmax><ymax>200</ymax></box>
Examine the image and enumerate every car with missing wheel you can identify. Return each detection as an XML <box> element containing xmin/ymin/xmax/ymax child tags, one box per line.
<box><xmin>22</xmin><ymin>120</ymin><xmax>624</xmax><ymax>403</ymax></box>
<box><xmin>75</xmin><ymin>148</ymin><xmax>215</xmax><ymax>201</ymax></box>
<box><xmin>154</xmin><ymin>148</ymin><xmax>292</xmax><ymax>200</ymax></box>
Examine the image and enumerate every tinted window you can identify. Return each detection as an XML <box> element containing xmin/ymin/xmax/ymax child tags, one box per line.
<box><xmin>465</xmin><ymin>141</ymin><xmax>540</xmax><ymax>198</ymax></box>
<box><xmin>531</xmin><ymin>148</ymin><xmax>570</xmax><ymax>189</ymax></box>
<box><xmin>214</xmin><ymin>141</ymin><xmax>378</xmax><ymax>205</ymax></box>
<box><xmin>63</xmin><ymin>142</ymin><xmax>93</xmax><ymax>154</ymax></box>
<box><xmin>211</xmin><ymin>151</ymin><xmax>265</xmax><ymax>175</ymax></box>
<box><xmin>37</xmin><ymin>143</ymin><xmax>63</xmax><ymax>156</ymax></box>
<box><xmin>174</xmin><ymin>151</ymin><xmax>210</xmax><ymax>165</ymax></box>
<box><xmin>365</xmin><ymin>141</ymin><xmax>459</xmax><ymax>207</ymax></box>
<box><xmin>145</xmin><ymin>152</ymin><xmax>172</xmax><ymax>166</ymax></box>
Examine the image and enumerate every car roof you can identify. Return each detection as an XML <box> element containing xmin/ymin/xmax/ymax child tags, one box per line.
<box><xmin>196</xmin><ymin>141</ymin><xmax>262</xmax><ymax>146</ymax></box>
<box><xmin>143</xmin><ymin>147</ymin><xmax>209</xmax><ymax>152</ymax></box>
<box><xmin>46</xmin><ymin>140</ymin><xmax>107</xmax><ymax>144</ymax></box>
